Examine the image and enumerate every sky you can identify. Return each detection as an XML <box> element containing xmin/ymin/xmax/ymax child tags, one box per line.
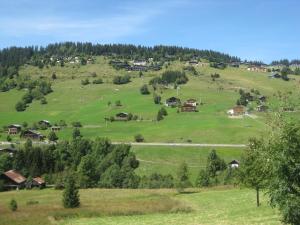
<box><xmin>0</xmin><ymin>0</ymin><xmax>299</xmax><ymax>63</ymax></box>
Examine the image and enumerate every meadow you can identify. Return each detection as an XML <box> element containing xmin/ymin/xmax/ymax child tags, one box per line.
<box><xmin>1</xmin><ymin>56</ymin><xmax>299</xmax><ymax>144</ymax></box>
<box><xmin>0</xmin><ymin>187</ymin><xmax>280</xmax><ymax>225</ymax></box>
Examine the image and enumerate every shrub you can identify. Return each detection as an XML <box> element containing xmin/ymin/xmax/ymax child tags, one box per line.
<box><xmin>9</xmin><ymin>199</ymin><xmax>18</xmax><ymax>212</ymax></box>
<box><xmin>134</xmin><ymin>134</ymin><xmax>144</xmax><ymax>142</ymax></box>
<box><xmin>115</xmin><ymin>100</ymin><xmax>122</xmax><ymax>107</ymax></box>
<box><xmin>15</xmin><ymin>101</ymin><xmax>26</xmax><ymax>111</ymax></box>
<box><xmin>113</xmin><ymin>75</ymin><xmax>131</xmax><ymax>85</ymax></box>
<box><xmin>81</xmin><ymin>78</ymin><xmax>90</xmax><ymax>85</ymax></box>
<box><xmin>6</xmin><ymin>135</ymin><xmax>12</xmax><ymax>142</ymax></box>
<box><xmin>195</xmin><ymin>169</ymin><xmax>210</xmax><ymax>187</ymax></box>
<box><xmin>92</xmin><ymin>78</ymin><xmax>103</xmax><ymax>84</ymax></box>
<box><xmin>140</xmin><ymin>84</ymin><xmax>150</xmax><ymax>95</ymax></box>
<box><xmin>153</xmin><ymin>94</ymin><xmax>161</xmax><ymax>104</ymax></box>
<box><xmin>71</xmin><ymin>121</ymin><xmax>82</xmax><ymax>128</ymax></box>
<box><xmin>48</xmin><ymin>131</ymin><xmax>58</xmax><ymax>142</ymax></box>
<box><xmin>40</xmin><ymin>97</ymin><xmax>47</xmax><ymax>104</ymax></box>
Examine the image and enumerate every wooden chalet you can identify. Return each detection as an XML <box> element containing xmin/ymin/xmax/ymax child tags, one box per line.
<box><xmin>257</xmin><ymin>105</ymin><xmax>268</xmax><ymax>112</ymax></box>
<box><xmin>0</xmin><ymin>170</ymin><xmax>26</xmax><ymax>189</ymax></box>
<box><xmin>51</xmin><ymin>126</ymin><xmax>61</xmax><ymax>132</ymax></box>
<box><xmin>227</xmin><ymin>105</ymin><xmax>245</xmax><ymax>116</ymax></box>
<box><xmin>165</xmin><ymin>97</ymin><xmax>181</xmax><ymax>107</ymax></box>
<box><xmin>22</xmin><ymin>130</ymin><xmax>45</xmax><ymax>141</ymax></box>
<box><xmin>38</xmin><ymin>120</ymin><xmax>51</xmax><ymax>127</ymax></box>
<box><xmin>229</xmin><ymin>160</ymin><xmax>239</xmax><ymax>168</ymax></box>
<box><xmin>181</xmin><ymin>103</ymin><xmax>197</xmax><ymax>112</ymax></box>
<box><xmin>115</xmin><ymin>112</ymin><xmax>129</xmax><ymax>121</ymax></box>
<box><xmin>26</xmin><ymin>177</ymin><xmax>46</xmax><ymax>189</ymax></box>
<box><xmin>185</xmin><ymin>99</ymin><xmax>198</xmax><ymax>107</ymax></box>
<box><xmin>7</xmin><ymin>124</ymin><xmax>22</xmax><ymax>135</ymax></box>
<box><xmin>0</xmin><ymin>148</ymin><xmax>17</xmax><ymax>156</ymax></box>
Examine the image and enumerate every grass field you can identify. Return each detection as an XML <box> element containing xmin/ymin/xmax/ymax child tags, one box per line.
<box><xmin>0</xmin><ymin>187</ymin><xmax>280</xmax><ymax>225</ymax></box>
<box><xmin>132</xmin><ymin>146</ymin><xmax>244</xmax><ymax>181</ymax></box>
<box><xmin>1</xmin><ymin>57</ymin><xmax>299</xmax><ymax>143</ymax></box>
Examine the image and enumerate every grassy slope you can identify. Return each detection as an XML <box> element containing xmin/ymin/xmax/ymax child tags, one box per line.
<box><xmin>1</xmin><ymin>57</ymin><xmax>299</xmax><ymax>143</ymax></box>
<box><xmin>132</xmin><ymin>146</ymin><xmax>243</xmax><ymax>181</ymax></box>
<box><xmin>0</xmin><ymin>188</ymin><xmax>280</xmax><ymax>225</ymax></box>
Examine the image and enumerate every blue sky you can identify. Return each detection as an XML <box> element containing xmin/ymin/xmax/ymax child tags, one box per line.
<box><xmin>0</xmin><ymin>0</ymin><xmax>299</xmax><ymax>62</ymax></box>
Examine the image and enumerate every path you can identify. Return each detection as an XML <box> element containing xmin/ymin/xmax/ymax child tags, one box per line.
<box><xmin>0</xmin><ymin>141</ymin><xmax>246</xmax><ymax>148</ymax></box>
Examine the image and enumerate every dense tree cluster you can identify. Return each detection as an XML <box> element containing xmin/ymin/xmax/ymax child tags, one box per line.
<box><xmin>5</xmin><ymin>136</ymin><xmax>140</xmax><ymax>189</ymax></box>
<box><xmin>113</xmin><ymin>75</ymin><xmax>131</xmax><ymax>85</ymax></box>
<box><xmin>149</xmin><ymin>70</ymin><xmax>188</xmax><ymax>86</ymax></box>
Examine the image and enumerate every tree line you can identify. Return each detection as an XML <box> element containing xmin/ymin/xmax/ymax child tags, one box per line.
<box><xmin>0</xmin><ymin>42</ymin><xmax>241</xmax><ymax>78</ymax></box>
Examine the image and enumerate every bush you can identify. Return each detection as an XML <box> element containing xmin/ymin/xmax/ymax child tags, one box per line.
<box><xmin>140</xmin><ymin>84</ymin><xmax>150</xmax><ymax>95</ymax></box>
<box><xmin>6</xmin><ymin>135</ymin><xmax>12</xmax><ymax>142</ymax></box>
<box><xmin>40</xmin><ymin>97</ymin><xmax>47</xmax><ymax>104</ymax></box>
<box><xmin>92</xmin><ymin>78</ymin><xmax>103</xmax><ymax>84</ymax></box>
<box><xmin>115</xmin><ymin>100</ymin><xmax>122</xmax><ymax>107</ymax></box>
<box><xmin>71</xmin><ymin>121</ymin><xmax>82</xmax><ymax>128</ymax></box>
<box><xmin>26</xmin><ymin>200</ymin><xmax>39</xmax><ymax>205</ymax></box>
<box><xmin>15</xmin><ymin>101</ymin><xmax>27</xmax><ymax>111</ymax></box>
<box><xmin>9</xmin><ymin>199</ymin><xmax>18</xmax><ymax>212</ymax></box>
<box><xmin>81</xmin><ymin>78</ymin><xmax>90</xmax><ymax>85</ymax></box>
<box><xmin>153</xmin><ymin>94</ymin><xmax>161</xmax><ymax>104</ymax></box>
<box><xmin>48</xmin><ymin>131</ymin><xmax>58</xmax><ymax>142</ymax></box>
<box><xmin>113</xmin><ymin>75</ymin><xmax>131</xmax><ymax>85</ymax></box>
<box><xmin>134</xmin><ymin>134</ymin><xmax>144</xmax><ymax>142</ymax></box>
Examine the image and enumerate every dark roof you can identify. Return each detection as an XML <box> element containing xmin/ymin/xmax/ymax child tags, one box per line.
<box><xmin>229</xmin><ymin>160</ymin><xmax>239</xmax><ymax>165</ymax></box>
<box><xmin>0</xmin><ymin>148</ymin><xmax>17</xmax><ymax>153</ymax></box>
<box><xmin>8</xmin><ymin>124</ymin><xmax>22</xmax><ymax>128</ymax></box>
<box><xmin>3</xmin><ymin>170</ymin><xmax>26</xmax><ymax>184</ymax></box>
<box><xmin>116</xmin><ymin>112</ymin><xmax>128</xmax><ymax>117</ymax></box>
<box><xmin>166</xmin><ymin>97</ymin><xmax>180</xmax><ymax>102</ymax></box>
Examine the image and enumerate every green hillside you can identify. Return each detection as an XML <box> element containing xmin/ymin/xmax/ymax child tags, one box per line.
<box><xmin>1</xmin><ymin>56</ymin><xmax>299</xmax><ymax>143</ymax></box>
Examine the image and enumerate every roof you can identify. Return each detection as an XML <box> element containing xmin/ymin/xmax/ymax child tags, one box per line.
<box><xmin>33</xmin><ymin>177</ymin><xmax>45</xmax><ymax>185</ymax></box>
<box><xmin>3</xmin><ymin>170</ymin><xmax>26</xmax><ymax>184</ymax></box>
<box><xmin>186</xmin><ymin>99</ymin><xmax>197</xmax><ymax>102</ymax></box>
<box><xmin>8</xmin><ymin>124</ymin><xmax>22</xmax><ymax>128</ymax></box>
<box><xmin>229</xmin><ymin>160</ymin><xmax>239</xmax><ymax>165</ymax></box>
<box><xmin>116</xmin><ymin>112</ymin><xmax>128</xmax><ymax>117</ymax></box>
<box><xmin>166</xmin><ymin>97</ymin><xmax>180</xmax><ymax>102</ymax></box>
<box><xmin>0</xmin><ymin>148</ymin><xmax>17</xmax><ymax>153</ymax></box>
<box><xmin>40</xmin><ymin>120</ymin><xmax>50</xmax><ymax>124</ymax></box>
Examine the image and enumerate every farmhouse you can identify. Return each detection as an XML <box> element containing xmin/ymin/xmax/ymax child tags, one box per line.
<box><xmin>39</xmin><ymin>120</ymin><xmax>51</xmax><ymax>127</ymax></box>
<box><xmin>0</xmin><ymin>170</ymin><xmax>26</xmax><ymax>189</ymax></box>
<box><xmin>51</xmin><ymin>126</ymin><xmax>61</xmax><ymax>132</ymax></box>
<box><xmin>185</xmin><ymin>99</ymin><xmax>198</xmax><ymax>107</ymax></box>
<box><xmin>247</xmin><ymin>66</ymin><xmax>268</xmax><ymax>73</ymax></box>
<box><xmin>0</xmin><ymin>148</ymin><xmax>17</xmax><ymax>156</ymax></box>
<box><xmin>181</xmin><ymin>103</ymin><xmax>197</xmax><ymax>112</ymax></box>
<box><xmin>115</xmin><ymin>112</ymin><xmax>129</xmax><ymax>121</ymax></box>
<box><xmin>229</xmin><ymin>160</ymin><xmax>239</xmax><ymax>168</ymax></box>
<box><xmin>26</xmin><ymin>177</ymin><xmax>46</xmax><ymax>189</ymax></box>
<box><xmin>227</xmin><ymin>105</ymin><xmax>245</xmax><ymax>116</ymax></box>
<box><xmin>7</xmin><ymin>124</ymin><xmax>22</xmax><ymax>135</ymax></box>
<box><xmin>22</xmin><ymin>130</ymin><xmax>45</xmax><ymax>141</ymax></box>
<box><xmin>257</xmin><ymin>105</ymin><xmax>268</xmax><ymax>112</ymax></box>
<box><xmin>165</xmin><ymin>97</ymin><xmax>181</xmax><ymax>107</ymax></box>
<box><xmin>133</xmin><ymin>60</ymin><xmax>147</xmax><ymax>66</ymax></box>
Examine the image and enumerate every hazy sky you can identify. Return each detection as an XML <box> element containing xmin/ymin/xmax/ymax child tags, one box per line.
<box><xmin>0</xmin><ymin>0</ymin><xmax>299</xmax><ymax>62</ymax></box>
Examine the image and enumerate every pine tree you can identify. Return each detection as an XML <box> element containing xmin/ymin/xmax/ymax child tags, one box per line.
<box><xmin>176</xmin><ymin>162</ymin><xmax>191</xmax><ymax>192</ymax></box>
<box><xmin>48</xmin><ymin>131</ymin><xmax>58</xmax><ymax>142</ymax></box>
<box><xmin>63</xmin><ymin>175</ymin><xmax>80</xmax><ymax>208</ymax></box>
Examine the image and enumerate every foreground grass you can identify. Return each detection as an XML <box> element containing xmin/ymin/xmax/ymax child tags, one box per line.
<box><xmin>0</xmin><ymin>187</ymin><xmax>280</xmax><ymax>225</ymax></box>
